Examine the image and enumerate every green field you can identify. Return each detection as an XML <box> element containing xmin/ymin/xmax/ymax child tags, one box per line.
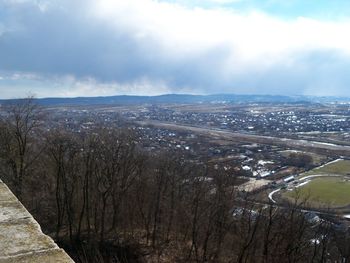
<box><xmin>285</xmin><ymin>177</ymin><xmax>350</xmax><ymax>207</ymax></box>
<box><xmin>302</xmin><ymin>159</ymin><xmax>350</xmax><ymax>177</ymax></box>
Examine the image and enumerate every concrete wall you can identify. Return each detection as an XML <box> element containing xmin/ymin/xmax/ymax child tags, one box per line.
<box><xmin>0</xmin><ymin>179</ymin><xmax>74</xmax><ymax>263</ymax></box>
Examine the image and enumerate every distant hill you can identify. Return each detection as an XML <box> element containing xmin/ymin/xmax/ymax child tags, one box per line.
<box><xmin>0</xmin><ymin>94</ymin><xmax>348</xmax><ymax>106</ymax></box>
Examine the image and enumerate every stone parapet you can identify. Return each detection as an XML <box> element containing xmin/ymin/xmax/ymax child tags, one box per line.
<box><xmin>0</xmin><ymin>179</ymin><xmax>74</xmax><ymax>263</ymax></box>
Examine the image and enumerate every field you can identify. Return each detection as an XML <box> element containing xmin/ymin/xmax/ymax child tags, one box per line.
<box><xmin>302</xmin><ymin>159</ymin><xmax>350</xmax><ymax>177</ymax></box>
<box><xmin>281</xmin><ymin>159</ymin><xmax>350</xmax><ymax>208</ymax></box>
<box><xmin>279</xmin><ymin>150</ymin><xmax>326</xmax><ymax>165</ymax></box>
<box><xmin>285</xmin><ymin>177</ymin><xmax>350</xmax><ymax>207</ymax></box>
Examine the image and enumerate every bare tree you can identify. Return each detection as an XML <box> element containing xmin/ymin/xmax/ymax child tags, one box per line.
<box><xmin>0</xmin><ymin>97</ymin><xmax>42</xmax><ymax>199</ymax></box>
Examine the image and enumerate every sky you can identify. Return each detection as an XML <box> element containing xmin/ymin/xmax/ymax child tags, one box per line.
<box><xmin>1</xmin><ymin>0</ymin><xmax>350</xmax><ymax>98</ymax></box>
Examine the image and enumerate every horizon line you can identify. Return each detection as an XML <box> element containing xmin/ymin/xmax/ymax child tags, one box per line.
<box><xmin>0</xmin><ymin>93</ymin><xmax>348</xmax><ymax>101</ymax></box>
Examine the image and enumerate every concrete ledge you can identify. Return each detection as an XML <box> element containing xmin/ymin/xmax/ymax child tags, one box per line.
<box><xmin>0</xmin><ymin>181</ymin><xmax>74</xmax><ymax>262</ymax></box>
<box><xmin>0</xmin><ymin>183</ymin><xmax>17</xmax><ymax>203</ymax></box>
<box><xmin>0</xmin><ymin>201</ymin><xmax>31</xmax><ymax>222</ymax></box>
<box><xmin>0</xmin><ymin>249</ymin><xmax>73</xmax><ymax>263</ymax></box>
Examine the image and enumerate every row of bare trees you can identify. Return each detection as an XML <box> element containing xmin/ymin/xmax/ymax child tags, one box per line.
<box><xmin>0</xmin><ymin>99</ymin><xmax>350</xmax><ymax>262</ymax></box>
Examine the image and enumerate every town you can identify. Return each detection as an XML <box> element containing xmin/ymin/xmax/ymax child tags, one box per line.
<box><xmin>2</xmin><ymin>97</ymin><xmax>350</xmax><ymax>262</ymax></box>
<box><xmin>36</xmin><ymin>99</ymin><xmax>350</xmax><ymax>204</ymax></box>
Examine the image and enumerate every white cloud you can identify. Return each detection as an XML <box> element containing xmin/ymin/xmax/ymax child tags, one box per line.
<box><xmin>90</xmin><ymin>0</ymin><xmax>350</xmax><ymax>68</ymax></box>
<box><xmin>2</xmin><ymin>0</ymin><xmax>52</xmax><ymax>12</ymax></box>
<box><xmin>55</xmin><ymin>77</ymin><xmax>173</xmax><ymax>98</ymax></box>
<box><xmin>206</xmin><ymin>0</ymin><xmax>241</xmax><ymax>3</ymax></box>
<box><xmin>2</xmin><ymin>0</ymin><xmax>350</xmax><ymax>97</ymax></box>
<box><xmin>0</xmin><ymin>74</ymin><xmax>176</xmax><ymax>98</ymax></box>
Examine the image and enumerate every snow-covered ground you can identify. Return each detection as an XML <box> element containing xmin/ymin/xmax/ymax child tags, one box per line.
<box><xmin>300</xmin><ymin>174</ymin><xmax>341</xmax><ymax>181</ymax></box>
<box><xmin>315</xmin><ymin>158</ymin><xmax>343</xmax><ymax>169</ymax></box>
<box><xmin>268</xmin><ymin>188</ymin><xmax>281</xmax><ymax>203</ymax></box>
<box><xmin>295</xmin><ymin>180</ymin><xmax>310</xmax><ymax>188</ymax></box>
<box><xmin>238</xmin><ymin>178</ymin><xmax>270</xmax><ymax>192</ymax></box>
<box><xmin>258</xmin><ymin>160</ymin><xmax>274</xmax><ymax>166</ymax></box>
<box><xmin>242</xmin><ymin>165</ymin><xmax>251</xmax><ymax>171</ymax></box>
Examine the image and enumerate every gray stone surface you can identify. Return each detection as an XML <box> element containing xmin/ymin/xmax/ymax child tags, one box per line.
<box><xmin>0</xmin><ymin>249</ymin><xmax>73</xmax><ymax>263</ymax></box>
<box><xmin>0</xmin><ymin>183</ymin><xmax>17</xmax><ymax>203</ymax></box>
<box><xmin>0</xmin><ymin>181</ymin><xmax>74</xmax><ymax>262</ymax></box>
<box><xmin>0</xmin><ymin>201</ymin><xmax>31</xmax><ymax>222</ymax></box>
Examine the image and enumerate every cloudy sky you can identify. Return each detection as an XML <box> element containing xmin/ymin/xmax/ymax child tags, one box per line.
<box><xmin>1</xmin><ymin>0</ymin><xmax>350</xmax><ymax>98</ymax></box>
